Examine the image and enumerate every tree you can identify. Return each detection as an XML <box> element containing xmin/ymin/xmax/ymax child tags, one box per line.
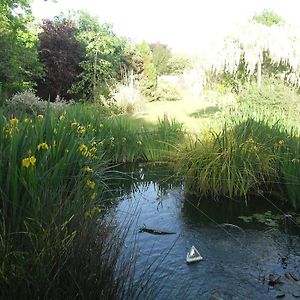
<box><xmin>253</xmin><ymin>9</ymin><xmax>285</xmax><ymax>26</ymax></box>
<box><xmin>149</xmin><ymin>42</ymin><xmax>171</xmax><ymax>75</ymax></box>
<box><xmin>37</xmin><ymin>18</ymin><xmax>84</xmax><ymax>100</ymax></box>
<box><xmin>206</xmin><ymin>13</ymin><xmax>300</xmax><ymax>89</ymax></box>
<box><xmin>0</xmin><ymin>0</ymin><xmax>41</xmax><ymax>97</ymax></box>
<box><xmin>166</xmin><ymin>54</ymin><xmax>191</xmax><ymax>75</ymax></box>
<box><xmin>137</xmin><ymin>41</ymin><xmax>157</xmax><ymax>85</ymax></box>
<box><xmin>70</xmin><ymin>12</ymin><xmax>127</xmax><ymax>101</ymax></box>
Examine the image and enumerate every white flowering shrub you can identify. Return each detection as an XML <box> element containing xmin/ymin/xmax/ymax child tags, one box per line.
<box><xmin>6</xmin><ymin>91</ymin><xmax>70</xmax><ymax>115</ymax></box>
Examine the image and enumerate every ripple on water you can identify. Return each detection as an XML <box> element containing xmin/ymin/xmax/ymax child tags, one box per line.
<box><xmin>111</xmin><ymin>168</ymin><xmax>300</xmax><ymax>300</ymax></box>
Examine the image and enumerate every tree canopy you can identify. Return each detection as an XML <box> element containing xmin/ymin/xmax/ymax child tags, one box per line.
<box><xmin>0</xmin><ymin>0</ymin><xmax>41</xmax><ymax>95</ymax></box>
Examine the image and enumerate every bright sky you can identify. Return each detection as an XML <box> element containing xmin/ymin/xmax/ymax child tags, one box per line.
<box><xmin>31</xmin><ymin>0</ymin><xmax>300</xmax><ymax>54</ymax></box>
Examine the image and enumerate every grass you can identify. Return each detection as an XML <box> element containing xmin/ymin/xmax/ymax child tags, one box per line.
<box><xmin>135</xmin><ymin>97</ymin><xmax>224</xmax><ymax>132</ymax></box>
<box><xmin>176</xmin><ymin>112</ymin><xmax>300</xmax><ymax>209</ymax></box>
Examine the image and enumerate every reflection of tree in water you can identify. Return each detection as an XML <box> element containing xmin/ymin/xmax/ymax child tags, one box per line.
<box><xmin>105</xmin><ymin>163</ymin><xmax>181</xmax><ymax>200</ymax></box>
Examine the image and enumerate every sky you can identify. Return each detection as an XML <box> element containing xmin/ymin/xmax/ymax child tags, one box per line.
<box><xmin>31</xmin><ymin>0</ymin><xmax>300</xmax><ymax>54</ymax></box>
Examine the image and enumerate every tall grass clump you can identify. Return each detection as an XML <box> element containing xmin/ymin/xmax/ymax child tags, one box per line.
<box><xmin>177</xmin><ymin>119</ymin><xmax>276</xmax><ymax>199</ymax></box>
<box><xmin>176</xmin><ymin>116</ymin><xmax>300</xmax><ymax>209</ymax></box>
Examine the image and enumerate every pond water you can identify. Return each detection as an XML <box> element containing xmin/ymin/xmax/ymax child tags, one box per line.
<box><xmin>108</xmin><ymin>164</ymin><xmax>300</xmax><ymax>300</ymax></box>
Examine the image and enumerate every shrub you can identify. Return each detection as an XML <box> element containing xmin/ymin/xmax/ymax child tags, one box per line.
<box><xmin>140</xmin><ymin>79</ymin><xmax>181</xmax><ymax>102</ymax></box>
<box><xmin>152</xmin><ymin>81</ymin><xmax>182</xmax><ymax>102</ymax></box>
<box><xmin>6</xmin><ymin>90</ymin><xmax>70</xmax><ymax>115</ymax></box>
<box><xmin>238</xmin><ymin>78</ymin><xmax>300</xmax><ymax>116</ymax></box>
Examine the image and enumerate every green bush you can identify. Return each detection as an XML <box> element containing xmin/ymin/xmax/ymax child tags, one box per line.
<box><xmin>6</xmin><ymin>90</ymin><xmax>71</xmax><ymax>115</ymax></box>
<box><xmin>238</xmin><ymin>78</ymin><xmax>300</xmax><ymax>116</ymax></box>
<box><xmin>152</xmin><ymin>81</ymin><xmax>182</xmax><ymax>102</ymax></box>
<box><xmin>140</xmin><ymin>79</ymin><xmax>181</xmax><ymax>102</ymax></box>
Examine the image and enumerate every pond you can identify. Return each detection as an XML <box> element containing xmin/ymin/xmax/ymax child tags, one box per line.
<box><xmin>107</xmin><ymin>164</ymin><xmax>300</xmax><ymax>299</ymax></box>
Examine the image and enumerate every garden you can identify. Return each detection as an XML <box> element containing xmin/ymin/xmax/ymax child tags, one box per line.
<box><xmin>0</xmin><ymin>2</ymin><xmax>300</xmax><ymax>299</ymax></box>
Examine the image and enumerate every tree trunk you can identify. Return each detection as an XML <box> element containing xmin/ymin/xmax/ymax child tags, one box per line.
<box><xmin>257</xmin><ymin>54</ymin><xmax>262</xmax><ymax>88</ymax></box>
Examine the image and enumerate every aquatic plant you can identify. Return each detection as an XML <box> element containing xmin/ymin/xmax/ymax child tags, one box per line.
<box><xmin>176</xmin><ymin>115</ymin><xmax>300</xmax><ymax>208</ymax></box>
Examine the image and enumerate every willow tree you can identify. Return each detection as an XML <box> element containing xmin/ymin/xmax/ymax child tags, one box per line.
<box><xmin>205</xmin><ymin>16</ymin><xmax>300</xmax><ymax>88</ymax></box>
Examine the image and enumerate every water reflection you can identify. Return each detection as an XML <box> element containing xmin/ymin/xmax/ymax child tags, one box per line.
<box><xmin>108</xmin><ymin>164</ymin><xmax>300</xmax><ymax>299</ymax></box>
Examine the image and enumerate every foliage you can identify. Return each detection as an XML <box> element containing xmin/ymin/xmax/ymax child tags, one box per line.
<box><xmin>253</xmin><ymin>9</ymin><xmax>285</xmax><ymax>26</ymax></box>
<box><xmin>121</xmin><ymin>43</ymin><xmax>144</xmax><ymax>76</ymax></box>
<box><xmin>6</xmin><ymin>90</ymin><xmax>70</xmax><ymax>115</ymax></box>
<box><xmin>176</xmin><ymin>108</ymin><xmax>300</xmax><ymax>209</ymax></box>
<box><xmin>205</xmin><ymin>15</ymin><xmax>300</xmax><ymax>89</ymax></box>
<box><xmin>37</xmin><ymin>18</ymin><xmax>84</xmax><ymax>101</ymax></box>
<box><xmin>71</xmin><ymin>12</ymin><xmax>127</xmax><ymax>101</ymax></box>
<box><xmin>151</xmin><ymin>80</ymin><xmax>182</xmax><ymax>102</ymax></box>
<box><xmin>176</xmin><ymin>119</ymin><xmax>276</xmax><ymax>199</ymax></box>
<box><xmin>149</xmin><ymin>42</ymin><xmax>172</xmax><ymax>75</ymax></box>
<box><xmin>112</xmin><ymin>81</ymin><xmax>145</xmax><ymax>115</ymax></box>
<box><xmin>166</xmin><ymin>54</ymin><xmax>191</xmax><ymax>75</ymax></box>
<box><xmin>0</xmin><ymin>0</ymin><xmax>42</xmax><ymax>95</ymax></box>
<box><xmin>137</xmin><ymin>41</ymin><xmax>157</xmax><ymax>87</ymax></box>
<box><xmin>238</xmin><ymin>78</ymin><xmax>300</xmax><ymax>122</ymax></box>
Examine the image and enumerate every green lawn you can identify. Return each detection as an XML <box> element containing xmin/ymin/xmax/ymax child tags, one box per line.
<box><xmin>134</xmin><ymin>90</ymin><xmax>236</xmax><ymax>133</ymax></box>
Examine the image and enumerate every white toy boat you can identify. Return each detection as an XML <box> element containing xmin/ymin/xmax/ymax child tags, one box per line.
<box><xmin>186</xmin><ymin>246</ymin><xmax>203</xmax><ymax>264</ymax></box>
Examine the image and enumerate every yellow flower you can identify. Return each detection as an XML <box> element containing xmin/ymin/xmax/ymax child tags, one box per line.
<box><xmin>86</xmin><ymin>179</ymin><xmax>96</xmax><ymax>189</ymax></box>
<box><xmin>91</xmin><ymin>192</ymin><xmax>97</xmax><ymax>200</ymax></box>
<box><xmin>79</xmin><ymin>144</ymin><xmax>88</xmax><ymax>153</ymax></box>
<box><xmin>10</xmin><ymin>117</ymin><xmax>19</xmax><ymax>126</ymax></box>
<box><xmin>37</xmin><ymin>115</ymin><xmax>44</xmax><ymax>119</ymax></box>
<box><xmin>59</xmin><ymin>114</ymin><xmax>65</xmax><ymax>121</ymax></box>
<box><xmin>84</xmin><ymin>206</ymin><xmax>101</xmax><ymax>219</ymax></box>
<box><xmin>22</xmin><ymin>158</ymin><xmax>31</xmax><ymax>168</ymax></box>
<box><xmin>99</xmin><ymin>123</ymin><xmax>104</xmax><ymax>128</ymax></box>
<box><xmin>136</xmin><ymin>140</ymin><xmax>142</xmax><ymax>145</ymax></box>
<box><xmin>90</xmin><ymin>147</ymin><xmax>96</xmax><ymax>153</ymax></box>
<box><xmin>278</xmin><ymin>140</ymin><xmax>284</xmax><ymax>145</ymax></box>
<box><xmin>83</xmin><ymin>166</ymin><xmax>93</xmax><ymax>173</ymax></box>
<box><xmin>24</xmin><ymin>117</ymin><xmax>30</xmax><ymax>123</ymax></box>
<box><xmin>91</xmin><ymin>141</ymin><xmax>97</xmax><ymax>146</ymax></box>
<box><xmin>37</xmin><ymin>142</ymin><xmax>49</xmax><ymax>151</ymax></box>
<box><xmin>22</xmin><ymin>155</ymin><xmax>36</xmax><ymax>168</ymax></box>
<box><xmin>30</xmin><ymin>156</ymin><xmax>36</xmax><ymax>166</ymax></box>
<box><xmin>78</xmin><ymin>126</ymin><xmax>86</xmax><ymax>135</ymax></box>
<box><xmin>71</xmin><ymin>122</ymin><xmax>79</xmax><ymax>129</ymax></box>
